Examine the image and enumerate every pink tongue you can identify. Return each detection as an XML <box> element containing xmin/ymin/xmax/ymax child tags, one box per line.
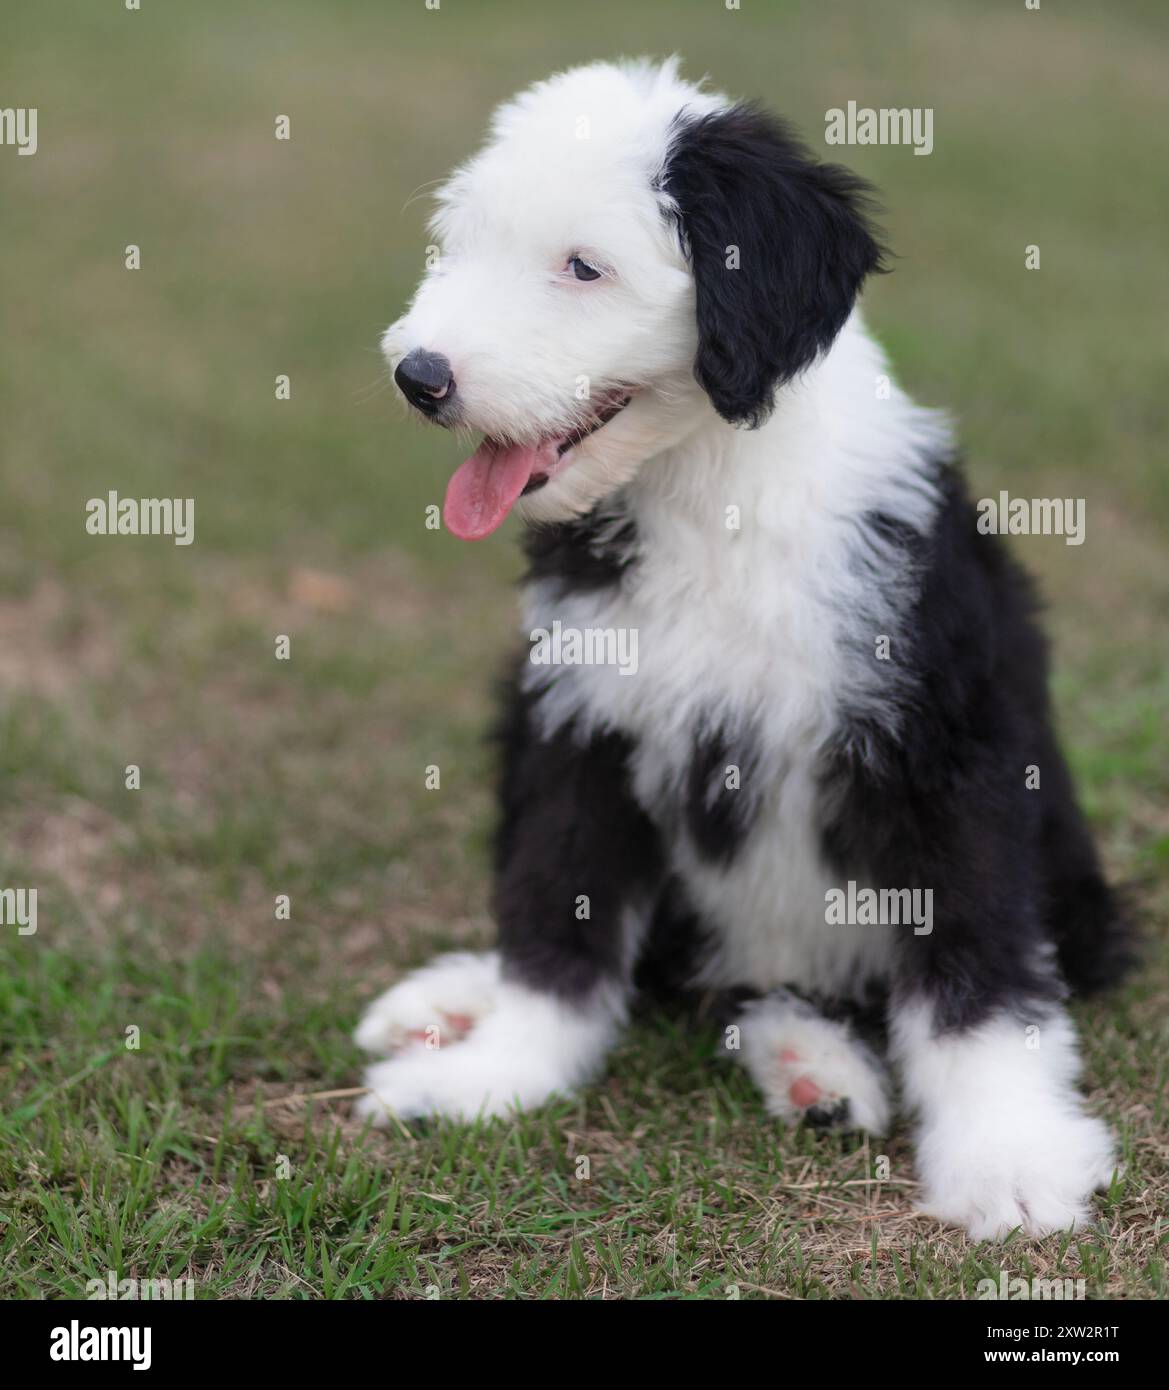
<box><xmin>443</xmin><ymin>438</ymin><xmax>552</xmax><ymax>541</ymax></box>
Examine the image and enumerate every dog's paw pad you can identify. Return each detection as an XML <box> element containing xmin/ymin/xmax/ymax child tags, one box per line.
<box><xmin>402</xmin><ymin>1010</ymin><xmax>476</xmax><ymax>1048</ymax></box>
<box><xmin>731</xmin><ymin>998</ymin><xmax>891</xmax><ymax>1135</ymax></box>
<box><xmin>775</xmin><ymin>1049</ymin><xmax>836</xmax><ymax>1113</ymax></box>
<box><xmin>354</xmin><ymin>951</ymin><xmax>500</xmax><ymax>1057</ymax></box>
<box><xmin>788</xmin><ymin>1075</ymin><xmax>824</xmax><ymax>1108</ymax></box>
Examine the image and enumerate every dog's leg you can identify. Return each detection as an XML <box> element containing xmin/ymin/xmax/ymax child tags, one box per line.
<box><xmin>728</xmin><ymin>989</ymin><xmax>891</xmax><ymax>1133</ymax></box>
<box><xmin>354</xmin><ymin>682</ymin><xmax>663</xmax><ymax>1124</ymax></box>
<box><xmin>891</xmin><ymin>998</ymin><xmax>1116</xmax><ymax>1239</ymax></box>
<box><xmin>880</xmin><ymin>845</ymin><xmax>1118</xmax><ymax>1238</ymax></box>
<box><xmin>825</xmin><ymin>696</ymin><xmax>1119</xmax><ymax>1237</ymax></box>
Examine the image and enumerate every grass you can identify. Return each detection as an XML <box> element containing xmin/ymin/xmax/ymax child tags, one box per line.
<box><xmin>0</xmin><ymin>0</ymin><xmax>1166</xmax><ymax>1298</ymax></box>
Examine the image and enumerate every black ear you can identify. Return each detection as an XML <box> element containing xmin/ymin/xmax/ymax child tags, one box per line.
<box><xmin>662</xmin><ymin>104</ymin><xmax>885</xmax><ymax>427</ymax></box>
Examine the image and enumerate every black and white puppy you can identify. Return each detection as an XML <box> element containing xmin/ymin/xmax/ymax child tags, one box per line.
<box><xmin>359</xmin><ymin>59</ymin><xmax>1130</xmax><ymax>1239</ymax></box>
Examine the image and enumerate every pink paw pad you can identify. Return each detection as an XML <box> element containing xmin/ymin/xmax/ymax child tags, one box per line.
<box><xmin>789</xmin><ymin>1076</ymin><xmax>823</xmax><ymax>1107</ymax></box>
<box><xmin>403</xmin><ymin>1011</ymin><xmax>475</xmax><ymax>1047</ymax></box>
<box><xmin>776</xmin><ymin>1049</ymin><xmax>828</xmax><ymax>1108</ymax></box>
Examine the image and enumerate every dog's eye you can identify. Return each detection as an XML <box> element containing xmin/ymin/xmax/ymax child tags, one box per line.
<box><xmin>568</xmin><ymin>255</ymin><xmax>602</xmax><ymax>282</ymax></box>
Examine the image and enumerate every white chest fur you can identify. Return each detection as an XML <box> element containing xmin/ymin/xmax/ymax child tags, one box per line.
<box><xmin>519</xmin><ymin>320</ymin><xmax>947</xmax><ymax>997</ymax></box>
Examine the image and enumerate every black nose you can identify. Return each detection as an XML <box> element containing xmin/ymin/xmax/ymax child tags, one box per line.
<box><xmin>394</xmin><ymin>349</ymin><xmax>454</xmax><ymax>416</ymax></box>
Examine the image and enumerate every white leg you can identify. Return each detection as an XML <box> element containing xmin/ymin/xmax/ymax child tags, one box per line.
<box><xmin>892</xmin><ymin>999</ymin><xmax>1117</xmax><ymax>1239</ymax></box>
<box><xmin>729</xmin><ymin>992</ymin><xmax>891</xmax><ymax>1133</ymax></box>
<box><xmin>353</xmin><ymin>951</ymin><xmax>624</xmax><ymax>1123</ymax></box>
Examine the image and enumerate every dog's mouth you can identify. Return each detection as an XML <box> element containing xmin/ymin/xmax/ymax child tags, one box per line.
<box><xmin>443</xmin><ymin>390</ymin><xmax>634</xmax><ymax>541</ymax></box>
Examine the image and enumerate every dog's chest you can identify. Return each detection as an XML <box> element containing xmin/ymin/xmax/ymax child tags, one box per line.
<box><xmin>524</xmin><ymin>511</ymin><xmax>848</xmax><ymax>755</ymax></box>
<box><xmin>521</xmin><ymin>515</ymin><xmax>895</xmax><ymax>998</ymax></box>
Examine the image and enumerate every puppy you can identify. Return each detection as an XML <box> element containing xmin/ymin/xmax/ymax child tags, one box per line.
<box><xmin>359</xmin><ymin>58</ymin><xmax>1130</xmax><ymax>1240</ymax></box>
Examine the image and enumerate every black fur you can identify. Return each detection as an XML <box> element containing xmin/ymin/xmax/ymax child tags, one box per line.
<box><xmin>492</xmin><ymin>673</ymin><xmax>664</xmax><ymax>998</ymax></box>
<box><xmin>522</xmin><ymin>512</ymin><xmax>638</xmax><ymax>595</ymax></box>
<box><xmin>820</xmin><ymin>468</ymin><xmax>1132</xmax><ymax>1030</ymax></box>
<box><xmin>489</xmin><ymin>464</ymin><xmax>1131</xmax><ymax>1030</ymax></box>
<box><xmin>633</xmin><ymin>875</ymin><xmax>716</xmax><ymax>1007</ymax></box>
<box><xmin>684</xmin><ymin>723</ymin><xmax>762</xmax><ymax>863</ymax></box>
<box><xmin>662</xmin><ymin>104</ymin><xmax>885</xmax><ymax>426</ymax></box>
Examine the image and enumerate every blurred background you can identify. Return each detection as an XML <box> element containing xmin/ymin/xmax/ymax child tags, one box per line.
<box><xmin>0</xmin><ymin>0</ymin><xmax>1165</xmax><ymax>1298</ymax></box>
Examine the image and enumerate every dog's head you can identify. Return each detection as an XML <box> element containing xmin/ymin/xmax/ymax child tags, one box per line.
<box><xmin>382</xmin><ymin>58</ymin><xmax>883</xmax><ymax>539</ymax></box>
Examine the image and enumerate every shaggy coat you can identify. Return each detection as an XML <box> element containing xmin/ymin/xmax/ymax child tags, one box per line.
<box><xmin>358</xmin><ymin>59</ymin><xmax>1129</xmax><ymax>1240</ymax></box>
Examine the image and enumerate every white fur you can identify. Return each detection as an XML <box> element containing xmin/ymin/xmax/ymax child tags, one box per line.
<box><xmin>732</xmin><ymin>995</ymin><xmax>891</xmax><ymax>1132</ymax></box>
<box><xmin>354</xmin><ymin>950</ymin><xmax>502</xmax><ymax>1055</ymax></box>
<box><xmin>891</xmin><ymin>1000</ymin><xmax>1117</xmax><ymax>1239</ymax></box>
<box><xmin>382</xmin><ymin>57</ymin><xmax>721</xmax><ymax>520</ymax></box>
<box><xmin>354</xmin><ymin>952</ymin><xmax>622</xmax><ymax>1123</ymax></box>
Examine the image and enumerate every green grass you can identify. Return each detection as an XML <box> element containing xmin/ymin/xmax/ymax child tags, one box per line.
<box><xmin>0</xmin><ymin>0</ymin><xmax>1166</xmax><ymax>1299</ymax></box>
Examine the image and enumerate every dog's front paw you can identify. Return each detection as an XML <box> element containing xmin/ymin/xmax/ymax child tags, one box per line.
<box><xmin>731</xmin><ymin>994</ymin><xmax>891</xmax><ymax>1134</ymax></box>
<box><xmin>915</xmin><ymin>1104</ymin><xmax>1117</xmax><ymax>1240</ymax></box>
<box><xmin>354</xmin><ymin>1052</ymin><xmax>517</xmax><ymax>1124</ymax></box>
<box><xmin>353</xmin><ymin>964</ymin><xmax>623</xmax><ymax>1127</ymax></box>
<box><xmin>354</xmin><ymin>950</ymin><xmax>501</xmax><ymax>1057</ymax></box>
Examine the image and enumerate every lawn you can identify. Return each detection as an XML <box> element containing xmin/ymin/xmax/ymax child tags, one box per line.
<box><xmin>0</xmin><ymin>0</ymin><xmax>1166</xmax><ymax>1299</ymax></box>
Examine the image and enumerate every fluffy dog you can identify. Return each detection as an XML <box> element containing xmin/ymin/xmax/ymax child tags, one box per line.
<box><xmin>359</xmin><ymin>58</ymin><xmax>1130</xmax><ymax>1239</ymax></box>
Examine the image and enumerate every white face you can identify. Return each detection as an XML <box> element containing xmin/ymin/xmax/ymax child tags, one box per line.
<box><xmin>381</xmin><ymin>61</ymin><xmax>723</xmax><ymax>539</ymax></box>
